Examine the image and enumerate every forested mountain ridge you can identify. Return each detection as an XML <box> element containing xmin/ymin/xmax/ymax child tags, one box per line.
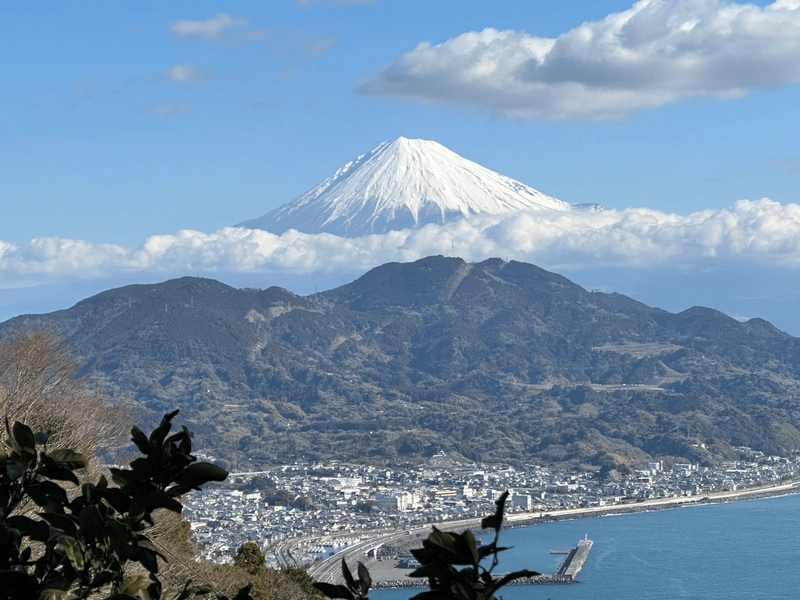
<box><xmin>3</xmin><ymin>256</ymin><xmax>800</xmax><ymax>470</ymax></box>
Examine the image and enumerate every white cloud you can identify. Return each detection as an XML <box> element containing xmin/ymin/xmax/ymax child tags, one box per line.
<box><xmin>169</xmin><ymin>14</ymin><xmax>258</xmax><ymax>41</ymax></box>
<box><xmin>357</xmin><ymin>0</ymin><xmax>800</xmax><ymax>120</ymax></box>
<box><xmin>163</xmin><ymin>63</ymin><xmax>209</xmax><ymax>84</ymax></box>
<box><xmin>6</xmin><ymin>199</ymin><xmax>800</xmax><ymax>286</ymax></box>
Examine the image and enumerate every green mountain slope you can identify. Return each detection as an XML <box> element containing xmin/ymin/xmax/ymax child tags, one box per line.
<box><xmin>3</xmin><ymin>256</ymin><xmax>800</xmax><ymax>470</ymax></box>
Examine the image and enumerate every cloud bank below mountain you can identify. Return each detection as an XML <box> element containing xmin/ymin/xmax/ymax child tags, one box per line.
<box><xmin>2</xmin><ymin>198</ymin><xmax>800</xmax><ymax>285</ymax></box>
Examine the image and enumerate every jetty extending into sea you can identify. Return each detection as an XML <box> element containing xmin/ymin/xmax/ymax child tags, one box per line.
<box><xmin>554</xmin><ymin>537</ymin><xmax>593</xmax><ymax>580</ymax></box>
<box><xmin>370</xmin><ymin>537</ymin><xmax>594</xmax><ymax>589</ymax></box>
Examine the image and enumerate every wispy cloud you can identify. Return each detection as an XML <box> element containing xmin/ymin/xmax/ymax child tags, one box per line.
<box><xmin>270</xmin><ymin>31</ymin><xmax>340</xmax><ymax>60</ymax></box>
<box><xmin>169</xmin><ymin>14</ymin><xmax>267</xmax><ymax>42</ymax></box>
<box><xmin>251</xmin><ymin>97</ymin><xmax>282</xmax><ymax>110</ymax></box>
<box><xmin>297</xmin><ymin>0</ymin><xmax>374</xmax><ymax>7</ymax></box>
<box><xmin>149</xmin><ymin>103</ymin><xmax>191</xmax><ymax>117</ymax></box>
<box><xmin>772</xmin><ymin>158</ymin><xmax>800</xmax><ymax>174</ymax></box>
<box><xmin>5</xmin><ymin>199</ymin><xmax>800</xmax><ymax>285</ymax></box>
<box><xmin>358</xmin><ymin>0</ymin><xmax>800</xmax><ymax>120</ymax></box>
<box><xmin>163</xmin><ymin>63</ymin><xmax>209</xmax><ymax>84</ymax></box>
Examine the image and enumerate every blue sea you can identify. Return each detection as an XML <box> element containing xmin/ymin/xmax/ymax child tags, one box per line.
<box><xmin>372</xmin><ymin>493</ymin><xmax>800</xmax><ymax>600</ymax></box>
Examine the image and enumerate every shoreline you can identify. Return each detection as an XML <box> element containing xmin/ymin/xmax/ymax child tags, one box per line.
<box><xmin>502</xmin><ymin>479</ymin><xmax>800</xmax><ymax>529</ymax></box>
<box><xmin>316</xmin><ymin>479</ymin><xmax>800</xmax><ymax>589</ymax></box>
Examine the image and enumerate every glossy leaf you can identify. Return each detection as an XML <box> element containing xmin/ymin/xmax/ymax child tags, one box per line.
<box><xmin>114</xmin><ymin>574</ymin><xmax>152</xmax><ymax>598</ymax></box>
<box><xmin>46</xmin><ymin>449</ymin><xmax>88</xmax><ymax>469</ymax></box>
<box><xmin>173</xmin><ymin>462</ymin><xmax>228</xmax><ymax>490</ymax></box>
<box><xmin>357</xmin><ymin>561</ymin><xmax>372</xmax><ymax>595</ymax></box>
<box><xmin>58</xmin><ymin>536</ymin><xmax>85</xmax><ymax>571</ymax></box>
<box><xmin>107</xmin><ymin>519</ymin><xmax>137</xmax><ymax>560</ymax></box>
<box><xmin>12</xmin><ymin>421</ymin><xmax>36</xmax><ymax>450</ymax></box>
<box><xmin>341</xmin><ymin>557</ymin><xmax>356</xmax><ymax>591</ymax></box>
<box><xmin>40</xmin><ymin>512</ymin><xmax>78</xmax><ymax>537</ymax></box>
<box><xmin>145</xmin><ymin>490</ymin><xmax>182</xmax><ymax>513</ymax></box>
<box><xmin>6</xmin><ymin>515</ymin><xmax>50</xmax><ymax>543</ymax></box>
<box><xmin>78</xmin><ymin>505</ymin><xmax>105</xmax><ymax>542</ymax></box>
<box><xmin>130</xmin><ymin>427</ymin><xmax>152</xmax><ymax>455</ymax></box>
<box><xmin>39</xmin><ymin>463</ymin><xmax>80</xmax><ymax>486</ymax></box>
<box><xmin>28</xmin><ymin>481</ymin><xmax>69</xmax><ymax>509</ymax></box>
<box><xmin>314</xmin><ymin>583</ymin><xmax>355</xmax><ymax>600</ymax></box>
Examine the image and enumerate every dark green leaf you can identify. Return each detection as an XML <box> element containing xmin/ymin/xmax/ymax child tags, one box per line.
<box><xmin>229</xmin><ymin>583</ymin><xmax>254</xmax><ymax>600</ymax></box>
<box><xmin>89</xmin><ymin>570</ymin><xmax>115</xmax><ymax>589</ymax></box>
<box><xmin>480</xmin><ymin>514</ymin><xmax>500</xmax><ymax>531</ymax></box>
<box><xmin>147</xmin><ymin>579</ymin><xmax>162</xmax><ymax>600</ymax></box>
<box><xmin>173</xmin><ymin>462</ymin><xmax>228</xmax><ymax>490</ymax></box>
<box><xmin>40</xmin><ymin>587</ymin><xmax>79</xmax><ymax>600</ymax></box>
<box><xmin>34</xmin><ymin>431</ymin><xmax>51</xmax><ymax>445</ymax></box>
<box><xmin>461</xmin><ymin>530</ymin><xmax>479</xmax><ymax>565</ymax></box>
<box><xmin>103</xmin><ymin>488</ymin><xmax>132</xmax><ymax>514</ymax></box>
<box><xmin>6</xmin><ymin>515</ymin><xmax>50</xmax><ymax>542</ymax></box>
<box><xmin>357</xmin><ymin>561</ymin><xmax>372</xmax><ymax>595</ymax></box>
<box><xmin>173</xmin><ymin>581</ymin><xmax>198</xmax><ymax>600</ymax></box>
<box><xmin>28</xmin><ymin>482</ymin><xmax>69</xmax><ymax>509</ymax></box>
<box><xmin>148</xmin><ymin>411</ymin><xmax>179</xmax><ymax>449</ymax></box>
<box><xmin>108</xmin><ymin>519</ymin><xmax>137</xmax><ymax>560</ymax></box>
<box><xmin>130</xmin><ymin>427</ymin><xmax>152</xmax><ymax>455</ymax></box>
<box><xmin>0</xmin><ymin>572</ymin><xmax>38</xmax><ymax>598</ymax></box>
<box><xmin>46</xmin><ymin>449</ymin><xmax>88</xmax><ymax>469</ymax></box>
<box><xmin>314</xmin><ymin>582</ymin><xmax>355</xmax><ymax>600</ymax></box>
<box><xmin>426</xmin><ymin>529</ymin><xmax>458</xmax><ymax>553</ymax></box>
<box><xmin>114</xmin><ymin>574</ymin><xmax>151</xmax><ymax>598</ymax></box>
<box><xmin>12</xmin><ymin>422</ymin><xmax>36</xmax><ymax>450</ymax></box>
<box><xmin>481</xmin><ymin>491</ymin><xmax>508</xmax><ymax>532</ymax></box>
<box><xmin>135</xmin><ymin>546</ymin><xmax>160</xmax><ymax>573</ymax></box>
<box><xmin>128</xmin><ymin>491</ymin><xmax>149</xmax><ymax>518</ymax></box>
<box><xmin>39</xmin><ymin>512</ymin><xmax>78</xmax><ymax>536</ymax></box>
<box><xmin>109</xmin><ymin>467</ymin><xmax>135</xmax><ymax>488</ymax></box>
<box><xmin>58</xmin><ymin>536</ymin><xmax>85</xmax><ymax>570</ymax></box>
<box><xmin>78</xmin><ymin>505</ymin><xmax>105</xmax><ymax>542</ymax></box>
<box><xmin>145</xmin><ymin>490</ymin><xmax>182</xmax><ymax>513</ymax></box>
<box><xmin>341</xmin><ymin>557</ymin><xmax>357</xmax><ymax>591</ymax></box>
<box><xmin>7</xmin><ymin>461</ymin><xmax>30</xmax><ymax>481</ymax></box>
<box><xmin>136</xmin><ymin>538</ymin><xmax>165</xmax><ymax>561</ymax></box>
<box><xmin>408</xmin><ymin>565</ymin><xmax>449</xmax><ymax>579</ymax></box>
<box><xmin>39</xmin><ymin>464</ymin><xmax>80</xmax><ymax>486</ymax></box>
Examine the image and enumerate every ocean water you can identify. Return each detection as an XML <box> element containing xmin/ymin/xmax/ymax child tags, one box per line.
<box><xmin>372</xmin><ymin>493</ymin><xmax>800</xmax><ymax>600</ymax></box>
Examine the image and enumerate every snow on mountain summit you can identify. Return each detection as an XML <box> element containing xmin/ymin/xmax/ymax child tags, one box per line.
<box><xmin>238</xmin><ymin>137</ymin><xmax>574</xmax><ymax>237</ymax></box>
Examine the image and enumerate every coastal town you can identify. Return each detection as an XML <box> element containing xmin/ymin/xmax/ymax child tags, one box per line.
<box><xmin>184</xmin><ymin>448</ymin><xmax>800</xmax><ymax>569</ymax></box>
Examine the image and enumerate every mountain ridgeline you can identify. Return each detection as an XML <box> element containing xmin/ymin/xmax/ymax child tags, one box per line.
<box><xmin>3</xmin><ymin>256</ymin><xmax>800</xmax><ymax>470</ymax></box>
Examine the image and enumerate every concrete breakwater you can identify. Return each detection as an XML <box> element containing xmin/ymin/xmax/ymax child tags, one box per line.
<box><xmin>556</xmin><ymin>538</ymin><xmax>593</xmax><ymax>580</ymax></box>
<box><xmin>372</xmin><ymin>574</ymin><xmax>579</xmax><ymax>590</ymax></box>
<box><xmin>372</xmin><ymin>538</ymin><xmax>592</xmax><ymax>590</ymax></box>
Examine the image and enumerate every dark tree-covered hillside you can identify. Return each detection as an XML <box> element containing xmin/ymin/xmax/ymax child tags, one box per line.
<box><xmin>3</xmin><ymin>256</ymin><xmax>800</xmax><ymax>469</ymax></box>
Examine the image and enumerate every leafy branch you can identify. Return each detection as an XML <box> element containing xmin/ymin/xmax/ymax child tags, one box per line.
<box><xmin>0</xmin><ymin>410</ymin><xmax>249</xmax><ymax>600</ymax></box>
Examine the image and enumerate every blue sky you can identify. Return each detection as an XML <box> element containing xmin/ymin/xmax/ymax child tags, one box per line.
<box><xmin>3</xmin><ymin>0</ymin><xmax>800</xmax><ymax>331</ymax></box>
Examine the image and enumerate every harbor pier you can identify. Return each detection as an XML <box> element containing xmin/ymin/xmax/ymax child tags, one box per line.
<box><xmin>555</xmin><ymin>537</ymin><xmax>593</xmax><ymax>580</ymax></box>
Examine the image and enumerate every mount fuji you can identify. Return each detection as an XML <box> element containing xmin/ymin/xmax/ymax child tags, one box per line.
<box><xmin>238</xmin><ymin>137</ymin><xmax>578</xmax><ymax>237</ymax></box>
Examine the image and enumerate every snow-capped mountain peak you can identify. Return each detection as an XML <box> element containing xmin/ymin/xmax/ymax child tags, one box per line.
<box><xmin>238</xmin><ymin>137</ymin><xmax>574</xmax><ymax>236</ymax></box>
